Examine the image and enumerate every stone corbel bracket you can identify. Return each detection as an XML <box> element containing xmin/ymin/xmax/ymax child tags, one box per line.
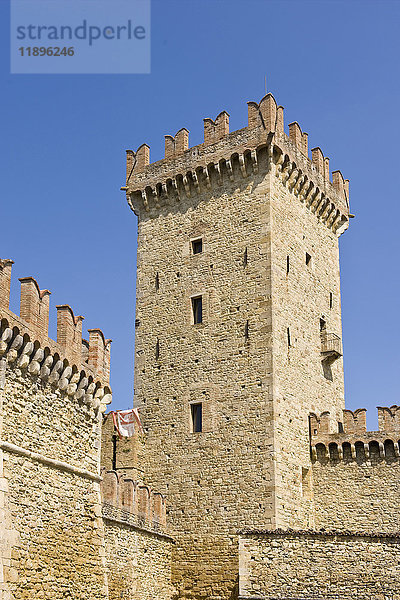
<box><xmin>123</xmin><ymin>93</ymin><xmax>350</xmax><ymax>237</ymax></box>
<box><xmin>0</xmin><ymin>317</ymin><xmax>112</xmax><ymax>415</ymax></box>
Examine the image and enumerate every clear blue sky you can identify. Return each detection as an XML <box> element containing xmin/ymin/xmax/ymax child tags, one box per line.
<box><xmin>1</xmin><ymin>0</ymin><xmax>399</xmax><ymax>428</ymax></box>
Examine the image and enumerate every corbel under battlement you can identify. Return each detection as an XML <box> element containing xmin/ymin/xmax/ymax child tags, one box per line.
<box><xmin>122</xmin><ymin>93</ymin><xmax>350</xmax><ymax>236</ymax></box>
<box><xmin>310</xmin><ymin>406</ymin><xmax>400</xmax><ymax>462</ymax></box>
<box><xmin>0</xmin><ymin>258</ymin><xmax>112</xmax><ymax>410</ymax></box>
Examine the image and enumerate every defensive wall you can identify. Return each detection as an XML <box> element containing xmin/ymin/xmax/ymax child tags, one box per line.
<box><xmin>238</xmin><ymin>529</ymin><xmax>400</xmax><ymax>600</ymax></box>
<box><xmin>310</xmin><ymin>406</ymin><xmax>400</xmax><ymax>532</ymax></box>
<box><xmin>0</xmin><ymin>258</ymin><xmax>174</xmax><ymax>600</ymax></box>
<box><xmin>237</xmin><ymin>407</ymin><xmax>400</xmax><ymax>600</ymax></box>
<box><xmin>101</xmin><ymin>469</ymin><xmax>174</xmax><ymax>600</ymax></box>
<box><xmin>0</xmin><ymin>258</ymin><xmax>112</xmax><ymax>600</ymax></box>
<box><xmin>101</xmin><ymin>413</ymin><xmax>174</xmax><ymax>599</ymax></box>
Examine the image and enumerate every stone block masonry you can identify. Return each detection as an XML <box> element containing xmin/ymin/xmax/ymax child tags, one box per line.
<box><xmin>103</xmin><ymin>504</ymin><xmax>174</xmax><ymax>600</ymax></box>
<box><xmin>0</xmin><ymin>258</ymin><xmax>174</xmax><ymax>600</ymax></box>
<box><xmin>311</xmin><ymin>406</ymin><xmax>400</xmax><ymax>532</ymax></box>
<box><xmin>238</xmin><ymin>530</ymin><xmax>400</xmax><ymax>600</ymax></box>
<box><xmin>123</xmin><ymin>91</ymin><xmax>350</xmax><ymax>599</ymax></box>
<box><xmin>0</xmin><ymin>259</ymin><xmax>112</xmax><ymax>599</ymax></box>
<box><xmin>2</xmin><ymin>85</ymin><xmax>397</xmax><ymax>600</ymax></box>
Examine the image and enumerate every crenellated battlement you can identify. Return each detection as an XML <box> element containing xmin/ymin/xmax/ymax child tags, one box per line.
<box><xmin>0</xmin><ymin>258</ymin><xmax>112</xmax><ymax>411</ymax></box>
<box><xmin>101</xmin><ymin>469</ymin><xmax>167</xmax><ymax>533</ymax></box>
<box><xmin>123</xmin><ymin>93</ymin><xmax>350</xmax><ymax>235</ymax></box>
<box><xmin>310</xmin><ymin>406</ymin><xmax>400</xmax><ymax>462</ymax></box>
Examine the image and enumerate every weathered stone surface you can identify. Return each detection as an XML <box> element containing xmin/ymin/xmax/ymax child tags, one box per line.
<box><xmin>0</xmin><ymin>264</ymin><xmax>174</xmax><ymax>600</ymax></box>
<box><xmin>103</xmin><ymin>505</ymin><xmax>174</xmax><ymax>600</ymax></box>
<box><xmin>238</xmin><ymin>530</ymin><xmax>400</xmax><ymax>600</ymax></box>
<box><xmin>125</xmin><ymin>93</ymin><xmax>348</xmax><ymax>599</ymax></box>
<box><xmin>313</xmin><ymin>454</ymin><xmax>400</xmax><ymax>532</ymax></box>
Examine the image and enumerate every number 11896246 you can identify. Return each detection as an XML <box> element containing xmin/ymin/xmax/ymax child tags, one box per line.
<box><xmin>18</xmin><ymin>47</ymin><xmax>75</xmax><ymax>56</ymax></box>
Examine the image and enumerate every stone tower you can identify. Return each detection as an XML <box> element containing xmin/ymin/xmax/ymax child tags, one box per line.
<box><xmin>122</xmin><ymin>93</ymin><xmax>350</xmax><ymax>600</ymax></box>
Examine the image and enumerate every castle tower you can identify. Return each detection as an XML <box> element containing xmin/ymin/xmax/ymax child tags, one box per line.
<box><xmin>123</xmin><ymin>93</ymin><xmax>350</xmax><ymax>600</ymax></box>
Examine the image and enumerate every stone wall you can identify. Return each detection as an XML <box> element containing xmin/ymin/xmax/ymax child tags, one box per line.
<box><xmin>0</xmin><ymin>259</ymin><xmax>175</xmax><ymax>600</ymax></box>
<box><xmin>310</xmin><ymin>407</ymin><xmax>400</xmax><ymax>532</ymax></box>
<box><xmin>0</xmin><ymin>350</ymin><xmax>109</xmax><ymax>600</ymax></box>
<box><xmin>103</xmin><ymin>504</ymin><xmax>174</xmax><ymax>600</ymax></box>
<box><xmin>124</xmin><ymin>93</ymin><xmax>350</xmax><ymax>599</ymax></box>
<box><xmin>238</xmin><ymin>530</ymin><xmax>400</xmax><ymax>600</ymax></box>
<box><xmin>312</xmin><ymin>447</ymin><xmax>400</xmax><ymax>532</ymax></box>
<box><xmin>270</xmin><ymin>147</ymin><xmax>345</xmax><ymax>529</ymax></box>
<box><xmin>0</xmin><ymin>261</ymin><xmax>111</xmax><ymax>599</ymax></box>
<box><xmin>131</xmin><ymin>159</ymin><xmax>276</xmax><ymax>600</ymax></box>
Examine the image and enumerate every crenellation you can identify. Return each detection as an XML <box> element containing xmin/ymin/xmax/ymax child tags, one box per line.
<box><xmin>276</xmin><ymin>104</ymin><xmax>284</xmax><ymax>134</ymax></box>
<box><xmin>344</xmin><ymin>178</ymin><xmax>350</xmax><ymax>204</ymax></box>
<box><xmin>343</xmin><ymin>407</ymin><xmax>367</xmax><ymax>433</ymax></box>
<box><xmin>323</xmin><ymin>155</ymin><xmax>330</xmax><ymax>181</ymax></box>
<box><xmin>302</xmin><ymin>130</ymin><xmax>308</xmax><ymax>156</ymax></box>
<box><xmin>0</xmin><ymin>258</ymin><xmax>14</xmax><ymax>309</ymax></box>
<box><xmin>0</xmin><ymin>258</ymin><xmax>112</xmax><ymax>390</ymax></box>
<box><xmin>311</xmin><ymin>406</ymin><xmax>400</xmax><ymax>463</ymax></box>
<box><xmin>19</xmin><ymin>276</ymin><xmax>51</xmax><ymax>339</ymax></box>
<box><xmin>247</xmin><ymin>93</ymin><xmax>277</xmax><ymax>131</ymax></box>
<box><xmin>88</xmin><ymin>328</ymin><xmax>112</xmax><ymax>383</ymax></box>
<box><xmin>288</xmin><ymin>121</ymin><xmax>305</xmax><ymax>154</ymax></box>
<box><xmin>311</xmin><ymin>146</ymin><xmax>324</xmax><ymax>173</ymax></box>
<box><xmin>0</xmin><ymin>316</ymin><xmax>112</xmax><ymax>414</ymax></box>
<box><xmin>165</xmin><ymin>128</ymin><xmax>190</xmax><ymax>159</ymax></box>
<box><xmin>203</xmin><ymin>111</ymin><xmax>230</xmax><ymax>145</ymax></box>
<box><xmin>378</xmin><ymin>404</ymin><xmax>400</xmax><ymax>434</ymax></box>
<box><xmin>56</xmin><ymin>304</ymin><xmax>84</xmax><ymax>366</ymax></box>
<box><xmin>124</xmin><ymin>94</ymin><xmax>349</xmax><ymax>233</ymax></box>
<box><xmin>332</xmin><ymin>169</ymin><xmax>345</xmax><ymax>195</ymax></box>
<box><xmin>132</xmin><ymin>143</ymin><xmax>150</xmax><ymax>174</ymax></box>
<box><xmin>100</xmin><ymin>470</ymin><xmax>167</xmax><ymax>532</ymax></box>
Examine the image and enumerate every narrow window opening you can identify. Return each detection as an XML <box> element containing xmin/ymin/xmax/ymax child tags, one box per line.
<box><xmin>287</xmin><ymin>327</ymin><xmax>291</xmax><ymax>347</ymax></box>
<box><xmin>320</xmin><ymin>318</ymin><xmax>326</xmax><ymax>332</ymax></box>
<box><xmin>155</xmin><ymin>272</ymin><xmax>160</xmax><ymax>290</ymax></box>
<box><xmin>155</xmin><ymin>339</ymin><xmax>160</xmax><ymax>359</ymax></box>
<box><xmin>338</xmin><ymin>421</ymin><xmax>344</xmax><ymax>433</ymax></box>
<box><xmin>286</xmin><ymin>255</ymin><xmax>290</xmax><ymax>274</ymax></box>
<box><xmin>191</xmin><ymin>403</ymin><xmax>202</xmax><ymax>433</ymax></box>
<box><xmin>243</xmin><ymin>247</ymin><xmax>248</xmax><ymax>267</ymax></box>
<box><xmin>192</xmin><ymin>238</ymin><xmax>203</xmax><ymax>254</ymax></box>
<box><xmin>305</xmin><ymin>252</ymin><xmax>312</xmax><ymax>266</ymax></box>
<box><xmin>192</xmin><ymin>296</ymin><xmax>203</xmax><ymax>324</ymax></box>
<box><xmin>301</xmin><ymin>467</ymin><xmax>312</xmax><ymax>498</ymax></box>
<box><xmin>245</xmin><ymin>320</ymin><xmax>249</xmax><ymax>341</ymax></box>
<box><xmin>112</xmin><ymin>434</ymin><xmax>117</xmax><ymax>471</ymax></box>
<box><xmin>329</xmin><ymin>292</ymin><xmax>333</xmax><ymax>309</ymax></box>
